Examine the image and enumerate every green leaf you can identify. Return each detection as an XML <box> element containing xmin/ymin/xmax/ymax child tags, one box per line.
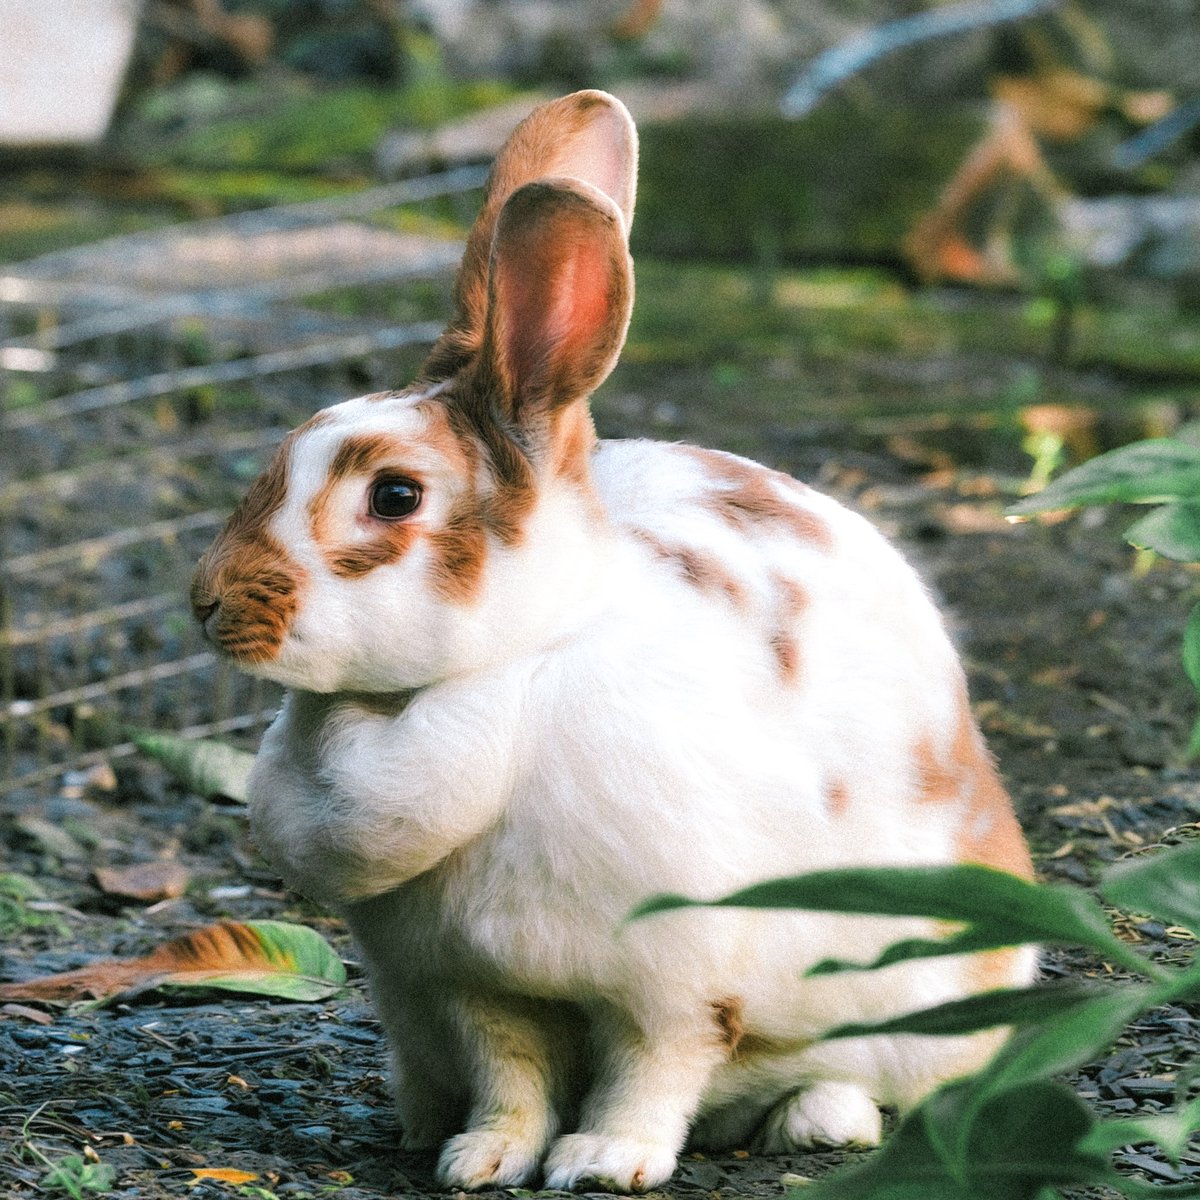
<box><xmin>1081</xmin><ymin>1093</ymin><xmax>1200</xmax><ymax>1166</ymax></box>
<box><xmin>1101</xmin><ymin>843</ymin><xmax>1200</xmax><ymax>937</ymax></box>
<box><xmin>802</xmin><ymin>1080</ymin><xmax>1115</xmax><ymax>1200</ymax></box>
<box><xmin>971</xmin><ymin>984</ymin><xmax>1165</xmax><ymax>1107</ymax></box>
<box><xmin>1125</xmin><ymin>502</ymin><xmax>1200</xmax><ymax>562</ymax></box>
<box><xmin>133</xmin><ymin>730</ymin><xmax>255</xmax><ymax>802</ymax></box>
<box><xmin>1007</xmin><ymin>439</ymin><xmax>1200</xmax><ymax>515</ymax></box>
<box><xmin>632</xmin><ymin>865</ymin><xmax>1156</xmax><ymax>977</ymax></box>
<box><xmin>808</xmin><ymin>926</ymin><xmax>1019</xmax><ymax>976</ymax></box>
<box><xmin>157</xmin><ymin>920</ymin><xmax>347</xmax><ymax>1002</ymax></box>
<box><xmin>42</xmin><ymin>1156</ymin><xmax>117</xmax><ymax>1196</ymax></box>
<box><xmin>821</xmin><ymin>981</ymin><xmax>1115</xmax><ymax>1042</ymax></box>
<box><xmin>1183</xmin><ymin>604</ymin><xmax>1200</xmax><ymax>697</ymax></box>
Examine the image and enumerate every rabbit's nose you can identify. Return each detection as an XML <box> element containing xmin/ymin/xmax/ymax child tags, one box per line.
<box><xmin>192</xmin><ymin>596</ymin><xmax>219</xmax><ymax>630</ymax></box>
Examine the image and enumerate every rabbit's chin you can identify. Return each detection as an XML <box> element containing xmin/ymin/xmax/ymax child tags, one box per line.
<box><xmin>234</xmin><ymin>642</ymin><xmax>413</xmax><ymax>696</ymax></box>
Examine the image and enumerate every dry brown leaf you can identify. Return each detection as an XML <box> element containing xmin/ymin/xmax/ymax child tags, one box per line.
<box><xmin>94</xmin><ymin>861</ymin><xmax>191</xmax><ymax>902</ymax></box>
<box><xmin>1</xmin><ymin>1002</ymin><xmax>54</xmax><ymax>1024</ymax></box>
<box><xmin>0</xmin><ymin>920</ymin><xmax>345</xmax><ymax>1004</ymax></box>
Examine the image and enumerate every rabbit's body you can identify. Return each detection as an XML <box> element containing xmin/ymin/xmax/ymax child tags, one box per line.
<box><xmin>194</xmin><ymin>91</ymin><xmax>1035</xmax><ymax>1192</ymax></box>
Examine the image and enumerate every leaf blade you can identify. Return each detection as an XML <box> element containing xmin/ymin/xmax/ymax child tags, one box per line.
<box><xmin>1101</xmin><ymin>843</ymin><xmax>1200</xmax><ymax>937</ymax></box>
<box><xmin>1007</xmin><ymin>439</ymin><xmax>1200</xmax><ymax>515</ymax></box>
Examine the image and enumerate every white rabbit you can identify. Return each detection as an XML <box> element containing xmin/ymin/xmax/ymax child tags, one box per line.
<box><xmin>192</xmin><ymin>90</ymin><xmax>1036</xmax><ymax>1192</ymax></box>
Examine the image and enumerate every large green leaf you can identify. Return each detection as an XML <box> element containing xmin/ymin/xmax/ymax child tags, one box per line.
<box><xmin>1008</xmin><ymin>439</ymin><xmax>1200</xmax><ymax>515</ymax></box>
<box><xmin>133</xmin><ymin>730</ymin><xmax>255</xmax><ymax>802</ymax></box>
<box><xmin>631</xmin><ymin>865</ymin><xmax>1156</xmax><ymax>977</ymax></box>
<box><xmin>821</xmin><ymin>981</ymin><xmax>1116</xmax><ymax>1042</ymax></box>
<box><xmin>968</xmin><ymin>984</ymin><xmax>1165</xmax><ymax>1110</ymax></box>
<box><xmin>1125</xmin><ymin>502</ymin><xmax>1200</xmax><ymax>562</ymax></box>
<box><xmin>1101</xmin><ymin>843</ymin><xmax>1200</xmax><ymax>937</ymax></box>
<box><xmin>1081</xmin><ymin>1092</ymin><xmax>1200</xmax><ymax>1167</ymax></box>
<box><xmin>801</xmin><ymin>1080</ymin><xmax>1116</xmax><ymax>1200</ymax></box>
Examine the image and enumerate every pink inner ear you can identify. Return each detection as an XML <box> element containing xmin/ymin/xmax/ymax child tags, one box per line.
<box><xmin>494</xmin><ymin>209</ymin><xmax>624</xmax><ymax>405</ymax></box>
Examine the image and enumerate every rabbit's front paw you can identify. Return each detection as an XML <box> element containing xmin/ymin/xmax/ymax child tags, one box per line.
<box><xmin>543</xmin><ymin>1133</ymin><xmax>677</xmax><ymax>1193</ymax></box>
<box><xmin>435</xmin><ymin>1130</ymin><xmax>541</xmax><ymax>1190</ymax></box>
<box><xmin>754</xmin><ymin>1081</ymin><xmax>882</xmax><ymax>1152</ymax></box>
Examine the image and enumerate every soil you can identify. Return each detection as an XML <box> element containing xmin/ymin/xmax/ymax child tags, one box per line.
<box><xmin>3</xmin><ymin>261</ymin><xmax>1200</xmax><ymax>1197</ymax></box>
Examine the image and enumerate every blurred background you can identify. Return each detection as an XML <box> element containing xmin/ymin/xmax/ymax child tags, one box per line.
<box><xmin>3</xmin><ymin>0</ymin><xmax>1200</xmax><ymax>801</ymax></box>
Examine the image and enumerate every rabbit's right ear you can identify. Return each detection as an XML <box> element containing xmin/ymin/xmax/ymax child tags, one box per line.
<box><xmin>421</xmin><ymin>91</ymin><xmax>637</xmax><ymax>380</ymax></box>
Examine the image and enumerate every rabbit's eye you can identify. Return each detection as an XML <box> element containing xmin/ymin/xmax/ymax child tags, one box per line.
<box><xmin>369</xmin><ymin>477</ymin><xmax>422</xmax><ymax>519</ymax></box>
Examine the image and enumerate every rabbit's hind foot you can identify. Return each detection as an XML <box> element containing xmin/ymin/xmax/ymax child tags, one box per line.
<box><xmin>753</xmin><ymin>1081</ymin><xmax>882</xmax><ymax>1152</ymax></box>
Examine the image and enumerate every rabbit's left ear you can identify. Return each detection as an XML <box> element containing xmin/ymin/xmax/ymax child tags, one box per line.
<box><xmin>477</xmin><ymin>178</ymin><xmax>633</xmax><ymax>427</ymax></box>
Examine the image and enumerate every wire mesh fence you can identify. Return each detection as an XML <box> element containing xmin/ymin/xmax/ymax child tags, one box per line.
<box><xmin>0</xmin><ymin>167</ymin><xmax>485</xmax><ymax>797</ymax></box>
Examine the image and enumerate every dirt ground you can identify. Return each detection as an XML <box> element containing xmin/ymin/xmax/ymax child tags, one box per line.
<box><xmin>3</xmin><ymin>268</ymin><xmax>1200</xmax><ymax>1198</ymax></box>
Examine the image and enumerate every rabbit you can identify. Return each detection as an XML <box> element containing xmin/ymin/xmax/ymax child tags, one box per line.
<box><xmin>191</xmin><ymin>90</ymin><xmax>1036</xmax><ymax>1193</ymax></box>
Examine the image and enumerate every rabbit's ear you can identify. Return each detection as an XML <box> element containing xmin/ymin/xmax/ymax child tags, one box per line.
<box><xmin>422</xmin><ymin>91</ymin><xmax>637</xmax><ymax>380</ymax></box>
<box><xmin>476</xmin><ymin>178</ymin><xmax>633</xmax><ymax>427</ymax></box>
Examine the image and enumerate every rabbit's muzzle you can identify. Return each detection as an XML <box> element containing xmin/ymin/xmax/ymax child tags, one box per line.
<box><xmin>191</xmin><ymin>535</ymin><xmax>302</xmax><ymax>666</ymax></box>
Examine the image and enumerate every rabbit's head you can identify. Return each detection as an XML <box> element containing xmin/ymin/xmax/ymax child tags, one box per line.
<box><xmin>191</xmin><ymin>91</ymin><xmax>637</xmax><ymax>692</ymax></box>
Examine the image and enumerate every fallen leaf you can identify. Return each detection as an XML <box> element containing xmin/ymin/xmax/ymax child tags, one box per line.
<box><xmin>133</xmin><ymin>730</ymin><xmax>255</xmax><ymax>802</ymax></box>
<box><xmin>94</xmin><ymin>862</ymin><xmax>191</xmax><ymax>903</ymax></box>
<box><xmin>1</xmin><ymin>1002</ymin><xmax>54</xmax><ymax>1024</ymax></box>
<box><xmin>190</xmin><ymin>1167</ymin><xmax>259</xmax><ymax>1185</ymax></box>
<box><xmin>0</xmin><ymin>920</ymin><xmax>347</xmax><ymax>1004</ymax></box>
<box><xmin>13</xmin><ymin>814</ymin><xmax>87</xmax><ymax>860</ymax></box>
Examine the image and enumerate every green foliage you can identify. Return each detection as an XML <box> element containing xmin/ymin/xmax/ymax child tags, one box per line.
<box><xmin>0</xmin><ymin>873</ymin><xmax>67</xmax><ymax>938</ymax></box>
<box><xmin>1008</xmin><ymin>436</ymin><xmax>1200</xmax><ymax>755</ymax></box>
<box><xmin>634</xmin><ymin>843</ymin><xmax>1200</xmax><ymax>1198</ymax></box>
<box><xmin>40</xmin><ymin>1156</ymin><xmax>117</xmax><ymax>1198</ymax></box>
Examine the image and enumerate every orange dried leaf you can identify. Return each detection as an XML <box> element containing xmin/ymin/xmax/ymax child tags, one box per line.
<box><xmin>0</xmin><ymin>920</ymin><xmax>346</xmax><ymax>1004</ymax></box>
<box><xmin>190</xmin><ymin>1167</ymin><xmax>259</xmax><ymax>1184</ymax></box>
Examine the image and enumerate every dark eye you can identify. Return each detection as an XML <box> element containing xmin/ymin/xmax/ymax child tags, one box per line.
<box><xmin>369</xmin><ymin>477</ymin><xmax>422</xmax><ymax>519</ymax></box>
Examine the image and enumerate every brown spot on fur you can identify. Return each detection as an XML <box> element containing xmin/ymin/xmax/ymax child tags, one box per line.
<box><xmin>442</xmin><ymin>383</ymin><xmax>538</xmax><ymax>548</ymax></box>
<box><xmin>710</xmin><ymin>998</ymin><xmax>745</xmax><ymax>1057</ymax></box>
<box><xmin>686</xmin><ymin>447</ymin><xmax>833</xmax><ymax>552</ymax></box>
<box><xmin>827</xmin><ymin>779</ymin><xmax>850</xmax><ymax>818</ymax></box>
<box><xmin>769</xmin><ymin>576</ymin><xmax>809</xmax><ymax>685</ymax></box>
<box><xmin>916</xmin><ymin>693</ymin><xmax>1034</xmax><ymax>994</ymax></box>
<box><xmin>633</xmin><ymin>531</ymin><xmax>747</xmax><ymax>606</ymax></box>
<box><xmin>917</xmin><ymin>691</ymin><xmax>1033</xmax><ymax>880</ymax></box>
<box><xmin>327</xmin><ymin>521</ymin><xmax>421</xmax><ymax>580</ymax></box>
<box><xmin>192</xmin><ymin>430</ymin><xmax>305</xmax><ymax>663</ymax></box>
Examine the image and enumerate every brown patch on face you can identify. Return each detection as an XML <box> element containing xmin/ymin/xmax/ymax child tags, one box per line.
<box><xmin>826</xmin><ymin>779</ymin><xmax>851</xmax><ymax>818</ymax></box>
<box><xmin>427</xmin><ymin>501</ymin><xmax>489</xmax><ymax>603</ymax></box>
<box><xmin>710</xmin><ymin>998</ymin><xmax>745</xmax><ymax>1057</ymax></box>
<box><xmin>917</xmin><ymin>690</ymin><xmax>1033</xmax><ymax>880</ymax></box>
<box><xmin>686</xmin><ymin>447</ymin><xmax>833</xmax><ymax>552</ymax></box>
<box><xmin>191</xmin><ymin>431</ymin><xmax>305</xmax><ymax>664</ymax></box>
<box><xmin>442</xmin><ymin>379</ymin><xmax>538</xmax><ymax>549</ymax></box>
<box><xmin>327</xmin><ymin>520</ymin><xmax>422</xmax><ymax>580</ymax></box>
<box><xmin>633</xmin><ymin>531</ymin><xmax>748</xmax><ymax>607</ymax></box>
<box><xmin>769</xmin><ymin>576</ymin><xmax>809</xmax><ymax>685</ymax></box>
